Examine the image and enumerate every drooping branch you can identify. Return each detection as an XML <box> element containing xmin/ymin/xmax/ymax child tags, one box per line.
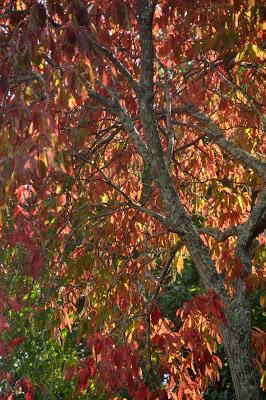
<box><xmin>86</xmin><ymin>86</ymin><xmax>149</xmax><ymax>160</ymax></box>
<box><xmin>186</xmin><ymin>104</ymin><xmax>266</xmax><ymax>181</ymax></box>
<box><xmin>90</xmin><ymin>39</ymin><xmax>140</xmax><ymax>95</ymax></box>
<box><xmin>202</xmin><ymin>56</ymin><xmax>264</xmax><ymax>121</ymax></box>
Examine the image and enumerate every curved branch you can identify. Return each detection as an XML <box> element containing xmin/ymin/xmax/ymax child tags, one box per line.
<box><xmin>91</xmin><ymin>39</ymin><xmax>140</xmax><ymax>95</ymax></box>
<box><xmin>198</xmin><ymin>226</ymin><xmax>239</xmax><ymax>242</ymax></box>
<box><xmin>186</xmin><ymin>104</ymin><xmax>266</xmax><ymax>181</ymax></box>
<box><xmin>135</xmin><ymin>0</ymin><xmax>226</xmax><ymax>300</ymax></box>
<box><xmin>86</xmin><ymin>86</ymin><xmax>149</xmax><ymax>160</ymax></box>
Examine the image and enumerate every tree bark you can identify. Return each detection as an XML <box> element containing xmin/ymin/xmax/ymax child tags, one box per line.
<box><xmin>133</xmin><ymin>2</ymin><xmax>264</xmax><ymax>398</ymax></box>
<box><xmin>219</xmin><ymin>283</ymin><xmax>263</xmax><ymax>400</ymax></box>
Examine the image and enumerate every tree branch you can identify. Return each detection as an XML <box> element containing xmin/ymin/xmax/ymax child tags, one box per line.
<box><xmin>91</xmin><ymin>39</ymin><xmax>140</xmax><ymax>95</ymax></box>
<box><xmin>151</xmin><ymin>243</ymin><xmax>183</xmax><ymax>301</ymax></box>
<box><xmin>135</xmin><ymin>1</ymin><xmax>226</xmax><ymax>300</ymax></box>
<box><xmin>165</xmin><ymin>69</ymin><xmax>174</xmax><ymax>164</ymax></box>
<box><xmin>235</xmin><ymin>186</ymin><xmax>266</xmax><ymax>276</ymax></box>
<box><xmin>87</xmin><ymin>160</ymin><xmax>169</xmax><ymax>226</ymax></box>
<box><xmin>86</xmin><ymin>86</ymin><xmax>149</xmax><ymax>160</ymax></box>
<box><xmin>198</xmin><ymin>226</ymin><xmax>239</xmax><ymax>242</ymax></box>
<box><xmin>186</xmin><ymin>104</ymin><xmax>266</xmax><ymax>181</ymax></box>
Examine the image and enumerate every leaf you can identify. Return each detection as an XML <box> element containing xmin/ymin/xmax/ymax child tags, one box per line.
<box><xmin>150</xmin><ymin>307</ymin><xmax>161</xmax><ymax>325</ymax></box>
<box><xmin>169</xmin><ymin>233</ymin><xmax>180</xmax><ymax>246</ymax></box>
<box><xmin>102</xmin><ymin>70</ymin><xmax>108</xmax><ymax>87</ymax></box>
<box><xmin>261</xmin><ymin>370</ymin><xmax>266</xmax><ymax>390</ymax></box>
<box><xmin>85</xmin><ymin>58</ymin><xmax>95</xmax><ymax>84</ymax></box>
<box><xmin>0</xmin><ymin>315</ymin><xmax>11</xmax><ymax>333</ymax></box>
<box><xmin>77</xmin><ymin>367</ymin><xmax>90</xmax><ymax>393</ymax></box>
<box><xmin>173</xmin><ymin>247</ymin><xmax>185</xmax><ymax>274</ymax></box>
<box><xmin>8</xmin><ymin>337</ymin><xmax>25</xmax><ymax>348</ymax></box>
<box><xmin>1</xmin><ymin>2</ymin><xmax>265</xmax><ymax>398</ymax></box>
<box><xmin>101</xmin><ymin>193</ymin><xmax>109</xmax><ymax>203</ymax></box>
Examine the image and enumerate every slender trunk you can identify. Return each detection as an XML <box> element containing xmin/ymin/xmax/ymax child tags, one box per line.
<box><xmin>219</xmin><ymin>282</ymin><xmax>262</xmax><ymax>400</ymax></box>
<box><xmin>135</xmin><ymin>4</ymin><xmax>263</xmax><ymax>399</ymax></box>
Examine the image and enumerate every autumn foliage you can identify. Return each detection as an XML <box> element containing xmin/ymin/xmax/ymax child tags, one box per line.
<box><xmin>0</xmin><ymin>0</ymin><xmax>265</xmax><ymax>399</ymax></box>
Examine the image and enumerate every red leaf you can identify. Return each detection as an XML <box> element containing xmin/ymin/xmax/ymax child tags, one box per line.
<box><xmin>134</xmin><ymin>387</ymin><xmax>150</xmax><ymax>400</ymax></box>
<box><xmin>65</xmin><ymin>365</ymin><xmax>76</xmax><ymax>380</ymax></box>
<box><xmin>0</xmin><ymin>315</ymin><xmax>11</xmax><ymax>333</ymax></box>
<box><xmin>158</xmin><ymin>389</ymin><xmax>169</xmax><ymax>400</ymax></box>
<box><xmin>14</xmin><ymin>205</ymin><xmax>31</xmax><ymax>218</ymax></box>
<box><xmin>24</xmin><ymin>393</ymin><xmax>33</xmax><ymax>400</ymax></box>
<box><xmin>196</xmin><ymin>290</ymin><xmax>228</xmax><ymax>325</ymax></box>
<box><xmin>22</xmin><ymin>378</ymin><xmax>33</xmax><ymax>392</ymax></box>
<box><xmin>151</xmin><ymin>307</ymin><xmax>161</xmax><ymax>325</ymax></box>
<box><xmin>102</xmin><ymin>70</ymin><xmax>108</xmax><ymax>87</ymax></box>
<box><xmin>15</xmin><ymin>185</ymin><xmax>35</xmax><ymax>204</ymax></box>
<box><xmin>77</xmin><ymin>367</ymin><xmax>90</xmax><ymax>393</ymax></box>
<box><xmin>8</xmin><ymin>336</ymin><xmax>25</xmax><ymax>348</ymax></box>
<box><xmin>59</xmin><ymin>193</ymin><xmax>67</xmax><ymax>206</ymax></box>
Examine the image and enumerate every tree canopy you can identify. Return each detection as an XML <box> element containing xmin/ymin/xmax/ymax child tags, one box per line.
<box><xmin>0</xmin><ymin>1</ymin><xmax>265</xmax><ymax>399</ymax></box>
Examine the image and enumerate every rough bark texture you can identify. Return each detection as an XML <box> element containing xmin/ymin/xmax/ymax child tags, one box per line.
<box><xmin>221</xmin><ymin>284</ymin><xmax>263</xmax><ymax>400</ymax></box>
<box><xmin>134</xmin><ymin>1</ymin><xmax>264</xmax><ymax>399</ymax></box>
<box><xmin>88</xmin><ymin>1</ymin><xmax>264</xmax><ymax>397</ymax></box>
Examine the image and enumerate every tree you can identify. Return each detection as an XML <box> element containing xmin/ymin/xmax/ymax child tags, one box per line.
<box><xmin>0</xmin><ymin>0</ymin><xmax>265</xmax><ymax>399</ymax></box>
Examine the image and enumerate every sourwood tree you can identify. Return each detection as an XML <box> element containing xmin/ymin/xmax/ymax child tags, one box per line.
<box><xmin>0</xmin><ymin>1</ymin><xmax>265</xmax><ymax>399</ymax></box>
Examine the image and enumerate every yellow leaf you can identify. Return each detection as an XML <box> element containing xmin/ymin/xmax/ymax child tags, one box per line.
<box><xmin>250</xmin><ymin>44</ymin><xmax>266</xmax><ymax>61</ymax></box>
<box><xmin>235</xmin><ymin>45</ymin><xmax>248</xmax><ymax>62</ymax></box>
<box><xmin>68</xmin><ymin>95</ymin><xmax>77</xmax><ymax>108</ymax></box>
<box><xmin>16</xmin><ymin>1</ymin><xmax>27</xmax><ymax>10</ymax></box>
<box><xmin>39</xmin><ymin>151</ymin><xmax>48</xmax><ymax>167</ymax></box>
<box><xmin>125</xmin><ymin>320</ymin><xmax>136</xmax><ymax>342</ymax></box>
<box><xmin>190</xmin><ymin>361</ymin><xmax>197</xmax><ymax>375</ymax></box>
<box><xmin>237</xmin><ymin>194</ymin><xmax>244</xmax><ymax>209</ymax></box>
<box><xmin>169</xmin><ymin>232</ymin><xmax>180</xmax><ymax>245</ymax></box>
<box><xmin>221</xmin><ymin>187</ymin><xmax>232</xmax><ymax>194</ymax></box>
<box><xmin>173</xmin><ymin>247</ymin><xmax>185</xmax><ymax>274</ymax></box>
<box><xmin>101</xmin><ymin>194</ymin><xmax>109</xmax><ymax>204</ymax></box>
<box><xmin>55</xmin><ymin>185</ymin><xmax>62</xmax><ymax>194</ymax></box>
<box><xmin>260</xmin><ymin>370</ymin><xmax>266</xmax><ymax>390</ymax></box>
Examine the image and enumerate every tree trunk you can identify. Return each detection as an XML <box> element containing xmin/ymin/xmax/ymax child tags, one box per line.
<box><xmin>219</xmin><ymin>282</ymin><xmax>263</xmax><ymax>400</ymax></box>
